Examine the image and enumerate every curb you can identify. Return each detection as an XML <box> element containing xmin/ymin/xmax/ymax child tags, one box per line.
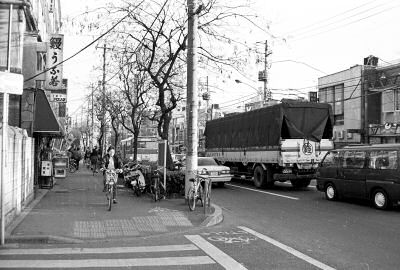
<box><xmin>200</xmin><ymin>203</ymin><xmax>223</xmax><ymax>227</ymax></box>
<box><xmin>5</xmin><ymin>188</ymin><xmax>50</xmax><ymax>238</ymax></box>
<box><xmin>6</xmin><ymin>235</ymin><xmax>84</xmax><ymax>245</ymax></box>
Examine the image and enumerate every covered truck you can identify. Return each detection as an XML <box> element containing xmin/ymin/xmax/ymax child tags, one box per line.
<box><xmin>205</xmin><ymin>102</ymin><xmax>334</xmax><ymax>188</ymax></box>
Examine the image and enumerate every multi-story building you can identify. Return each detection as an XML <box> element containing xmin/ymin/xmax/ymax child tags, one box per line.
<box><xmin>0</xmin><ymin>0</ymin><xmax>63</xmax><ymax>237</ymax></box>
<box><xmin>318</xmin><ymin>56</ymin><xmax>400</xmax><ymax>147</ymax></box>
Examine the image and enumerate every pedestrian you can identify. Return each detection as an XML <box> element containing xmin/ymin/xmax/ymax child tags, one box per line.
<box><xmin>73</xmin><ymin>147</ymin><xmax>82</xmax><ymax>170</ymax></box>
<box><xmin>90</xmin><ymin>146</ymin><xmax>99</xmax><ymax>172</ymax></box>
<box><xmin>101</xmin><ymin>146</ymin><xmax>122</xmax><ymax>203</ymax></box>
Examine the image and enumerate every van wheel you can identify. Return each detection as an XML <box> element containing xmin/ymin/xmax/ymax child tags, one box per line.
<box><xmin>325</xmin><ymin>183</ymin><xmax>337</xmax><ymax>201</ymax></box>
<box><xmin>253</xmin><ymin>166</ymin><xmax>273</xmax><ymax>188</ymax></box>
<box><xmin>372</xmin><ymin>189</ymin><xmax>390</xmax><ymax>210</ymax></box>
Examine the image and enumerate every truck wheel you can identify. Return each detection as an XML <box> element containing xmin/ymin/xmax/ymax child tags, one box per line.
<box><xmin>253</xmin><ymin>166</ymin><xmax>272</xmax><ymax>188</ymax></box>
<box><xmin>291</xmin><ymin>179</ymin><xmax>311</xmax><ymax>189</ymax></box>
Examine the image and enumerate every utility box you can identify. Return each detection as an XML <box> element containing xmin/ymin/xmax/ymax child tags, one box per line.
<box><xmin>41</xmin><ymin>161</ymin><xmax>53</xmax><ymax>176</ymax></box>
<box><xmin>53</xmin><ymin>157</ymin><xmax>68</xmax><ymax>178</ymax></box>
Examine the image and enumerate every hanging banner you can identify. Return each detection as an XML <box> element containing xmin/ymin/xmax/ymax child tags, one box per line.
<box><xmin>45</xmin><ymin>34</ymin><xmax>64</xmax><ymax>90</ymax></box>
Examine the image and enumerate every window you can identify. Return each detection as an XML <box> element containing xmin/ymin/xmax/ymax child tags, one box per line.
<box><xmin>322</xmin><ymin>151</ymin><xmax>339</xmax><ymax>167</ymax></box>
<box><xmin>334</xmin><ymin>84</ymin><xmax>344</xmax><ymax>115</ymax></box>
<box><xmin>343</xmin><ymin>151</ymin><xmax>366</xmax><ymax>169</ymax></box>
<box><xmin>395</xmin><ymin>89</ymin><xmax>400</xmax><ymax>111</ymax></box>
<box><xmin>382</xmin><ymin>90</ymin><xmax>394</xmax><ymax>112</ymax></box>
<box><xmin>369</xmin><ymin>150</ymin><xmax>398</xmax><ymax>170</ymax></box>
<box><xmin>318</xmin><ymin>88</ymin><xmax>326</xmax><ymax>103</ymax></box>
<box><xmin>37</xmin><ymin>52</ymin><xmax>46</xmax><ymax>71</ymax></box>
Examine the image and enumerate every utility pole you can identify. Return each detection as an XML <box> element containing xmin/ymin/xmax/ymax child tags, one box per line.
<box><xmin>185</xmin><ymin>0</ymin><xmax>199</xmax><ymax>199</ymax></box>
<box><xmin>101</xmin><ymin>44</ymin><xmax>106</xmax><ymax>156</ymax></box>
<box><xmin>91</xmin><ymin>83</ymin><xmax>94</xmax><ymax>149</ymax></box>
<box><xmin>263</xmin><ymin>40</ymin><xmax>269</xmax><ymax>102</ymax></box>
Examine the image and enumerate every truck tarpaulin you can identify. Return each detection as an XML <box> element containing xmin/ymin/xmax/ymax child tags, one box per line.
<box><xmin>205</xmin><ymin>102</ymin><xmax>333</xmax><ymax>149</ymax></box>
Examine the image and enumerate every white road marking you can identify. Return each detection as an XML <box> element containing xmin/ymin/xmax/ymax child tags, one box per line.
<box><xmin>0</xmin><ymin>256</ymin><xmax>214</xmax><ymax>268</ymax></box>
<box><xmin>0</xmin><ymin>244</ymin><xmax>198</xmax><ymax>255</ymax></box>
<box><xmin>226</xmin><ymin>184</ymin><xmax>299</xmax><ymax>200</ymax></box>
<box><xmin>186</xmin><ymin>234</ymin><xmax>248</xmax><ymax>270</ymax></box>
<box><xmin>238</xmin><ymin>226</ymin><xmax>336</xmax><ymax>270</ymax></box>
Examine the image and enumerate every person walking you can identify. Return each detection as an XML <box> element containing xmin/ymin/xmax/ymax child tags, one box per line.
<box><xmin>72</xmin><ymin>147</ymin><xmax>82</xmax><ymax>170</ymax></box>
<box><xmin>90</xmin><ymin>146</ymin><xmax>99</xmax><ymax>173</ymax></box>
<box><xmin>101</xmin><ymin>146</ymin><xmax>122</xmax><ymax>203</ymax></box>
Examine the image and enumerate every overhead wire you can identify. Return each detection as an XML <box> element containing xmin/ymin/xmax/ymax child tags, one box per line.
<box><xmin>24</xmin><ymin>1</ymin><xmax>146</xmax><ymax>83</ymax></box>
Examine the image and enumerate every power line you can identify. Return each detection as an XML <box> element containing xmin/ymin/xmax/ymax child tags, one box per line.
<box><xmin>289</xmin><ymin>0</ymin><xmax>385</xmax><ymax>37</ymax></box>
<box><xmin>285</xmin><ymin>0</ymin><xmax>378</xmax><ymax>35</ymax></box>
<box><xmin>293</xmin><ymin>3</ymin><xmax>400</xmax><ymax>42</ymax></box>
<box><xmin>103</xmin><ymin>0</ymin><xmax>170</xmax><ymax>84</ymax></box>
<box><xmin>24</xmin><ymin>1</ymin><xmax>145</xmax><ymax>83</ymax></box>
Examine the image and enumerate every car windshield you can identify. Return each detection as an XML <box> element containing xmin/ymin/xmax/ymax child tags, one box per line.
<box><xmin>198</xmin><ymin>158</ymin><xmax>218</xmax><ymax>166</ymax></box>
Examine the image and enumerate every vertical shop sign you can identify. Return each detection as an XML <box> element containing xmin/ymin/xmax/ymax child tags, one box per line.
<box><xmin>45</xmin><ymin>34</ymin><xmax>63</xmax><ymax>90</ymax></box>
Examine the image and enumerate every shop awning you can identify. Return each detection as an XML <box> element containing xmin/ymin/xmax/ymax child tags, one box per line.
<box><xmin>33</xmin><ymin>89</ymin><xmax>64</xmax><ymax>137</ymax></box>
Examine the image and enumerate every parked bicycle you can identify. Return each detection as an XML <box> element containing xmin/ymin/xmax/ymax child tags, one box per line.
<box><xmin>187</xmin><ymin>169</ymin><xmax>212</xmax><ymax>211</ymax></box>
<box><xmin>69</xmin><ymin>158</ymin><xmax>77</xmax><ymax>173</ymax></box>
<box><xmin>150</xmin><ymin>169</ymin><xmax>166</xmax><ymax>202</ymax></box>
<box><xmin>102</xmin><ymin>168</ymin><xmax>122</xmax><ymax>211</ymax></box>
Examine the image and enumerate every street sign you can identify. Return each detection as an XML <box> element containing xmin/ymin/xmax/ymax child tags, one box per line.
<box><xmin>51</xmin><ymin>93</ymin><xmax>67</xmax><ymax>102</ymax></box>
<box><xmin>0</xmin><ymin>72</ymin><xmax>23</xmax><ymax>95</ymax></box>
<box><xmin>45</xmin><ymin>34</ymin><xmax>64</xmax><ymax>90</ymax></box>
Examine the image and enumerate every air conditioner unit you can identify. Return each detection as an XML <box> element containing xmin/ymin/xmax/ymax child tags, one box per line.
<box><xmin>338</xmin><ymin>130</ymin><xmax>344</xmax><ymax>139</ymax></box>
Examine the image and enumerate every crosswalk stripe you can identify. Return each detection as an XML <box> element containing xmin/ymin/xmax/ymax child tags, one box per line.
<box><xmin>186</xmin><ymin>235</ymin><xmax>248</xmax><ymax>270</ymax></box>
<box><xmin>0</xmin><ymin>256</ymin><xmax>214</xmax><ymax>268</ymax></box>
<box><xmin>0</xmin><ymin>244</ymin><xmax>198</xmax><ymax>255</ymax></box>
<box><xmin>238</xmin><ymin>226</ymin><xmax>336</xmax><ymax>270</ymax></box>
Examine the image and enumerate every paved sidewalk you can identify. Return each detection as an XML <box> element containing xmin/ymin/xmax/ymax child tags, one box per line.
<box><xmin>6</xmin><ymin>165</ymin><xmax>220</xmax><ymax>244</ymax></box>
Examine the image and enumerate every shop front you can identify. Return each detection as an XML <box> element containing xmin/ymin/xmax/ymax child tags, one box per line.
<box><xmin>31</xmin><ymin>89</ymin><xmax>65</xmax><ymax>188</ymax></box>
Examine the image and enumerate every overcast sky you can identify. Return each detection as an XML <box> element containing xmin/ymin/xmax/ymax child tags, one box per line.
<box><xmin>61</xmin><ymin>0</ymin><xmax>400</xmax><ymax>117</ymax></box>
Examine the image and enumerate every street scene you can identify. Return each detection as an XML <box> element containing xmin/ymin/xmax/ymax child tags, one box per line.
<box><xmin>1</xmin><ymin>0</ymin><xmax>400</xmax><ymax>269</ymax></box>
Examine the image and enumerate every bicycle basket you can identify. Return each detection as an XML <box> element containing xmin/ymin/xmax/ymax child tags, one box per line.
<box><xmin>105</xmin><ymin>171</ymin><xmax>117</xmax><ymax>184</ymax></box>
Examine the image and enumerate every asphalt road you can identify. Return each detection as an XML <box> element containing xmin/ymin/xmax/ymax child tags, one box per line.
<box><xmin>210</xmin><ymin>179</ymin><xmax>400</xmax><ymax>270</ymax></box>
<box><xmin>2</xmin><ymin>178</ymin><xmax>399</xmax><ymax>269</ymax></box>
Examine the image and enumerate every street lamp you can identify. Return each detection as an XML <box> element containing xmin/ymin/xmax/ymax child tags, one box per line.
<box><xmin>234</xmin><ymin>79</ymin><xmax>263</xmax><ymax>98</ymax></box>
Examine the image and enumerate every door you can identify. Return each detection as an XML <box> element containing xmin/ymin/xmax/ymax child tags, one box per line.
<box><xmin>318</xmin><ymin>151</ymin><xmax>341</xmax><ymax>187</ymax></box>
<box><xmin>366</xmin><ymin>150</ymin><xmax>400</xmax><ymax>197</ymax></box>
<box><xmin>342</xmin><ymin>150</ymin><xmax>367</xmax><ymax>198</ymax></box>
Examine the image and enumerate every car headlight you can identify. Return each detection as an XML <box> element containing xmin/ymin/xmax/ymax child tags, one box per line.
<box><xmin>221</xmin><ymin>170</ymin><xmax>230</xmax><ymax>174</ymax></box>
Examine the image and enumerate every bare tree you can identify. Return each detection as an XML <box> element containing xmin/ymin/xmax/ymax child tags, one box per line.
<box><xmin>106</xmin><ymin>46</ymin><xmax>153</xmax><ymax>160</ymax></box>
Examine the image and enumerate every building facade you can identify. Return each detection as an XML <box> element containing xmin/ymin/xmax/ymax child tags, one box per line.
<box><xmin>318</xmin><ymin>56</ymin><xmax>400</xmax><ymax>146</ymax></box>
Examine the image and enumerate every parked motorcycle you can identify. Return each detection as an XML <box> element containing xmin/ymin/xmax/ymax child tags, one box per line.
<box><xmin>123</xmin><ymin>162</ymin><xmax>146</xmax><ymax>196</ymax></box>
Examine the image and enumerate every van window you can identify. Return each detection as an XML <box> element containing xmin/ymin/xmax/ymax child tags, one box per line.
<box><xmin>369</xmin><ymin>151</ymin><xmax>398</xmax><ymax>170</ymax></box>
<box><xmin>322</xmin><ymin>151</ymin><xmax>339</xmax><ymax>167</ymax></box>
<box><xmin>343</xmin><ymin>151</ymin><xmax>366</xmax><ymax>169</ymax></box>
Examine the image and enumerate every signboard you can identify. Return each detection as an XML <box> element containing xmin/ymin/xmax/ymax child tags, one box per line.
<box><xmin>0</xmin><ymin>72</ymin><xmax>23</xmax><ymax>95</ymax></box>
<box><xmin>45</xmin><ymin>34</ymin><xmax>64</xmax><ymax>90</ymax></box>
<box><xmin>51</xmin><ymin>93</ymin><xmax>67</xmax><ymax>102</ymax></box>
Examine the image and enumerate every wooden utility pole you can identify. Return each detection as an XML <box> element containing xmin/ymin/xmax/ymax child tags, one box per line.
<box><xmin>264</xmin><ymin>40</ymin><xmax>269</xmax><ymax>102</ymax></box>
<box><xmin>101</xmin><ymin>44</ymin><xmax>106</xmax><ymax>156</ymax></box>
<box><xmin>185</xmin><ymin>0</ymin><xmax>199</xmax><ymax>198</ymax></box>
<box><xmin>91</xmin><ymin>83</ymin><xmax>94</xmax><ymax>149</ymax></box>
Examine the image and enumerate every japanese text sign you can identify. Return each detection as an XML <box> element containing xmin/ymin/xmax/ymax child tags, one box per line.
<box><xmin>45</xmin><ymin>34</ymin><xmax>64</xmax><ymax>90</ymax></box>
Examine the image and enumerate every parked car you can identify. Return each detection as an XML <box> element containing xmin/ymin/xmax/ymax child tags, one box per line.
<box><xmin>316</xmin><ymin>144</ymin><xmax>400</xmax><ymax>210</ymax></box>
<box><xmin>181</xmin><ymin>157</ymin><xmax>233</xmax><ymax>186</ymax></box>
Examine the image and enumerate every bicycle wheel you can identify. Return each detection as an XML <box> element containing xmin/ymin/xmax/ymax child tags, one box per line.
<box><xmin>107</xmin><ymin>186</ymin><xmax>112</xmax><ymax>211</ymax></box>
<box><xmin>188</xmin><ymin>187</ymin><xmax>196</xmax><ymax>211</ymax></box>
<box><xmin>198</xmin><ymin>184</ymin><xmax>204</xmax><ymax>207</ymax></box>
<box><xmin>69</xmin><ymin>164</ymin><xmax>77</xmax><ymax>173</ymax></box>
